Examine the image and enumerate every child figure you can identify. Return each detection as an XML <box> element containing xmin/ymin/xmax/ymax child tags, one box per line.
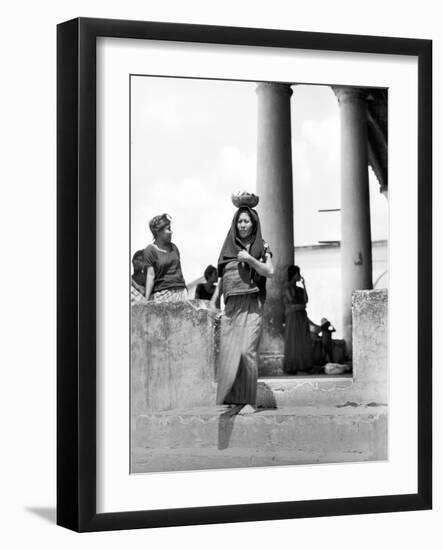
<box><xmin>319</xmin><ymin>317</ymin><xmax>336</xmax><ymax>364</ymax></box>
<box><xmin>131</xmin><ymin>249</ymin><xmax>147</xmax><ymax>305</ymax></box>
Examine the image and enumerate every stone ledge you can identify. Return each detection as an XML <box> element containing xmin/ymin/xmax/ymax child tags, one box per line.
<box><xmin>131</xmin><ymin>446</ymin><xmax>387</xmax><ymax>473</ymax></box>
<box><xmin>138</xmin><ymin>404</ymin><xmax>386</xmax><ymax>417</ymax></box>
<box><xmin>133</xmin><ymin>404</ymin><xmax>387</xmax><ymax>473</ymax></box>
<box><xmin>257</xmin><ymin>375</ymin><xmax>354</xmax><ymax>408</ymax></box>
<box><xmin>134</xmin><ymin>405</ymin><xmax>387</xmax><ymax>461</ymax></box>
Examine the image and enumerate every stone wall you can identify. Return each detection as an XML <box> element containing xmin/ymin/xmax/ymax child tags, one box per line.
<box><xmin>131</xmin><ymin>291</ymin><xmax>388</xmax><ymax>471</ymax></box>
<box><xmin>131</xmin><ymin>289</ymin><xmax>388</xmax><ymax>416</ymax></box>
<box><xmin>131</xmin><ymin>300</ymin><xmax>218</xmax><ymax>422</ymax></box>
<box><xmin>350</xmin><ymin>288</ymin><xmax>388</xmax><ymax>404</ymax></box>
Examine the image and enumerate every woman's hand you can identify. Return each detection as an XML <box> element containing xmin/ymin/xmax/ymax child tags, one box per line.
<box><xmin>237</xmin><ymin>249</ymin><xmax>251</xmax><ymax>263</ymax></box>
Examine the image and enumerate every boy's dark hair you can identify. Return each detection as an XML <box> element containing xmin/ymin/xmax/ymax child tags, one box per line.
<box><xmin>204</xmin><ymin>264</ymin><xmax>217</xmax><ymax>281</ymax></box>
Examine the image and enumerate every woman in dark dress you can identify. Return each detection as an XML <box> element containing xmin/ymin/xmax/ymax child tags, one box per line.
<box><xmin>210</xmin><ymin>193</ymin><xmax>273</xmax><ymax>413</ymax></box>
<box><xmin>283</xmin><ymin>265</ymin><xmax>313</xmax><ymax>374</ymax></box>
<box><xmin>195</xmin><ymin>265</ymin><xmax>218</xmax><ymax>301</ymax></box>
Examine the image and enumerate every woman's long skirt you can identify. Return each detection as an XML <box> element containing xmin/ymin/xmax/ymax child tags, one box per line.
<box><xmin>216</xmin><ymin>293</ymin><xmax>262</xmax><ymax>406</ymax></box>
<box><xmin>283</xmin><ymin>308</ymin><xmax>313</xmax><ymax>373</ymax></box>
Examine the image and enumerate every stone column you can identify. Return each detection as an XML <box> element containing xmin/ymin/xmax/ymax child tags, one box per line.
<box><xmin>256</xmin><ymin>82</ymin><xmax>294</xmax><ymax>369</ymax></box>
<box><xmin>333</xmin><ymin>86</ymin><xmax>373</xmax><ymax>356</ymax></box>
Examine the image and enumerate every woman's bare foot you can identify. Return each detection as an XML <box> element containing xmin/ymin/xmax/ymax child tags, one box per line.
<box><xmin>238</xmin><ymin>404</ymin><xmax>256</xmax><ymax>415</ymax></box>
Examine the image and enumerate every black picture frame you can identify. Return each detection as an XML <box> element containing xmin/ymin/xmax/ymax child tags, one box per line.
<box><xmin>57</xmin><ymin>17</ymin><xmax>432</xmax><ymax>532</ymax></box>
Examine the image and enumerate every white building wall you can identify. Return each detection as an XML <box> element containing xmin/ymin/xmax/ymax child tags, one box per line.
<box><xmin>294</xmin><ymin>240</ymin><xmax>387</xmax><ymax>338</ymax></box>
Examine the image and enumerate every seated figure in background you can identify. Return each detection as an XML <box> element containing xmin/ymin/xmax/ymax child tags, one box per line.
<box><xmin>131</xmin><ymin>249</ymin><xmax>147</xmax><ymax>305</ymax></box>
<box><xmin>195</xmin><ymin>265</ymin><xmax>220</xmax><ymax>307</ymax></box>
<box><xmin>319</xmin><ymin>317</ymin><xmax>336</xmax><ymax>364</ymax></box>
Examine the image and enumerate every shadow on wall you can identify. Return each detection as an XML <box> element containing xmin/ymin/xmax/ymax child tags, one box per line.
<box><xmin>256</xmin><ymin>382</ymin><xmax>278</xmax><ymax>410</ymax></box>
<box><xmin>217</xmin><ymin>387</ymin><xmax>278</xmax><ymax>449</ymax></box>
<box><xmin>217</xmin><ymin>406</ymin><xmax>243</xmax><ymax>450</ymax></box>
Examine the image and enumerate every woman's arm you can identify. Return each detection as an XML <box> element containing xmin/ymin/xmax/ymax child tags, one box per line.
<box><xmin>283</xmin><ymin>282</ymin><xmax>292</xmax><ymax>305</ymax></box>
<box><xmin>300</xmin><ymin>276</ymin><xmax>308</xmax><ymax>303</ymax></box>
<box><xmin>145</xmin><ymin>266</ymin><xmax>155</xmax><ymax>300</ymax></box>
<box><xmin>238</xmin><ymin>250</ymin><xmax>274</xmax><ymax>278</ymax></box>
<box><xmin>209</xmin><ymin>277</ymin><xmax>223</xmax><ymax>310</ymax></box>
<box><xmin>308</xmin><ymin>318</ymin><xmax>322</xmax><ymax>334</ymax></box>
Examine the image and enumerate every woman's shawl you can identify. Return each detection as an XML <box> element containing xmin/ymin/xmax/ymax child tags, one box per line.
<box><xmin>217</xmin><ymin>207</ymin><xmax>264</xmax><ymax>272</ymax></box>
<box><xmin>217</xmin><ymin>207</ymin><xmax>268</xmax><ymax>301</ymax></box>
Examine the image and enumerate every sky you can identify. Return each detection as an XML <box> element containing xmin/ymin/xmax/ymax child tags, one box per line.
<box><xmin>131</xmin><ymin>76</ymin><xmax>388</xmax><ymax>284</ymax></box>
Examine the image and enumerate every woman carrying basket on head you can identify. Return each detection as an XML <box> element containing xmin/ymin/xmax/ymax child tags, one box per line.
<box><xmin>210</xmin><ymin>192</ymin><xmax>274</xmax><ymax>414</ymax></box>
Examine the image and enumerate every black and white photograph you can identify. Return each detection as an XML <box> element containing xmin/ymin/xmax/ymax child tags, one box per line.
<box><xmin>1</xmin><ymin>0</ymin><xmax>436</xmax><ymax>543</ymax></box>
<box><xmin>130</xmin><ymin>75</ymin><xmax>389</xmax><ymax>474</ymax></box>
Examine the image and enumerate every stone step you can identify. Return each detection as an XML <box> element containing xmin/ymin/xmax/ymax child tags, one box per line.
<box><xmin>258</xmin><ymin>354</ymin><xmax>351</xmax><ymax>378</ymax></box>
<box><xmin>256</xmin><ymin>375</ymin><xmax>356</xmax><ymax>408</ymax></box>
<box><xmin>132</xmin><ymin>445</ymin><xmax>379</xmax><ymax>473</ymax></box>
<box><xmin>134</xmin><ymin>404</ymin><xmax>387</xmax><ymax>473</ymax></box>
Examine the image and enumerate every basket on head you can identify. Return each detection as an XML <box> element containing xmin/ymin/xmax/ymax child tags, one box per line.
<box><xmin>231</xmin><ymin>191</ymin><xmax>259</xmax><ymax>208</ymax></box>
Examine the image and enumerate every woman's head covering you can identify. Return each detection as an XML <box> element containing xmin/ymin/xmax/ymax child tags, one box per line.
<box><xmin>149</xmin><ymin>213</ymin><xmax>172</xmax><ymax>238</ymax></box>
<box><xmin>217</xmin><ymin>206</ymin><xmax>265</xmax><ymax>274</ymax></box>
<box><xmin>287</xmin><ymin>265</ymin><xmax>300</xmax><ymax>281</ymax></box>
<box><xmin>217</xmin><ymin>206</ymin><xmax>269</xmax><ymax>300</ymax></box>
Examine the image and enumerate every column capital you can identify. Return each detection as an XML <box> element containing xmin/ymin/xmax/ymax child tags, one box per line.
<box><xmin>331</xmin><ymin>86</ymin><xmax>369</xmax><ymax>105</ymax></box>
<box><xmin>256</xmin><ymin>82</ymin><xmax>293</xmax><ymax>97</ymax></box>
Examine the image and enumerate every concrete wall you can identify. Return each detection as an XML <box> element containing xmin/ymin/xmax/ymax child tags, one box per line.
<box><xmin>131</xmin><ymin>291</ymin><xmax>388</xmax><ymax>469</ymax></box>
<box><xmin>350</xmin><ymin>288</ymin><xmax>388</xmax><ymax>403</ymax></box>
<box><xmin>131</xmin><ymin>300</ymin><xmax>218</xmax><ymax>422</ymax></box>
<box><xmin>132</xmin><ymin>289</ymin><xmax>387</xmax><ymax>415</ymax></box>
